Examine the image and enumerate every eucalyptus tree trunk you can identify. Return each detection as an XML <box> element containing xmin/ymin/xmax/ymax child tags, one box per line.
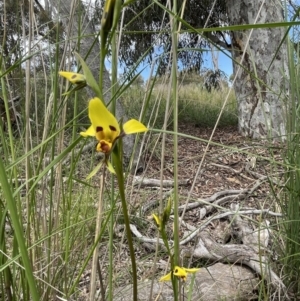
<box><xmin>226</xmin><ymin>0</ymin><xmax>288</xmax><ymax>140</ymax></box>
<box><xmin>48</xmin><ymin>0</ymin><xmax>143</xmax><ymax>170</ymax></box>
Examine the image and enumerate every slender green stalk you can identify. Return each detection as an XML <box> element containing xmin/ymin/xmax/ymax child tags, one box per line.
<box><xmin>170</xmin><ymin>0</ymin><xmax>179</xmax><ymax>299</ymax></box>
<box><xmin>112</xmin><ymin>146</ymin><xmax>138</xmax><ymax>301</ymax></box>
<box><xmin>283</xmin><ymin>35</ymin><xmax>300</xmax><ymax>294</ymax></box>
<box><xmin>0</xmin><ymin>157</ymin><xmax>40</xmax><ymax>300</ymax></box>
<box><xmin>44</xmin><ymin>25</ymin><xmax>61</xmax><ymax>299</ymax></box>
<box><xmin>0</xmin><ymin>206</ymin><xmax>13</xmax><ymax>300</ymax></box>
<box><xmin>108</xmin><ymin>178</ymin><xmax>114</xmax><ymax>301</ymax></box>
<box><xmin>24</xmin><ymin>0</ymin><xmax>34</xmax><ymax>262</ymax></box>
<box><xmin>108</xmin><ymin>14</ymin><xmax>119</xmax><ymax>301</ymax></box>
<box><xmin>90</xmin><ymin>171</ymin><xmax>106</xmax><ymax>300</ymax></box>
<box><xmin>63</xmin><ymin>90</ymin><xmax>80</xmax><ymax>298</ymax></box>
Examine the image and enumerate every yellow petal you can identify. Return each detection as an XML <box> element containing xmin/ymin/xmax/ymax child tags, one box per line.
<box><xmin>159</xmin><ymin>272</ymin><xmax>172</xmax><ymax>282</ymax></box>
<box><xmin>59</xmin><ymin>71</ymin><xmax>86</xmax><ymax>85</ymax></box>
<box><xmin>183</xmin><ymin>267</ymin><xmax>200</xmax><ymax>274</ymax></box>
<box><xmin>173</xmin><ymin>266</ymin><xmax>187</xmax><ymax>281</ymax></box>
<box><xmin>80</xmin><ymin>125</ymin><xmax>95</xmax><ymax>137</ymax></box>
<box><xmin>123</xmin><ymin>119</ymin><xmax>148</xmax><ymax>135</ymax></box>
<box><xmin>88</xmin><ymin>97</ymin><xmax>120</xmax><ymax>144</ymax></box>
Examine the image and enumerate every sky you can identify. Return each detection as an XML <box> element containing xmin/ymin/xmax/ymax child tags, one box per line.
<box><xmin>105</xmin><ymin>48</ymin><xmax>234</xmax><ymax>83</ymax></box>
<box><xmin>196</xmin><ymin>50</ymin><xmax>233</xmax><ymax>77</ymax></box>
<box><xmin>131</xmin><ymin>49</ymin><xmax>233</xmax><ymax>82</ymax></box>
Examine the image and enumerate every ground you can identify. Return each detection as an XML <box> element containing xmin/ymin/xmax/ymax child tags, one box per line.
<box><xmin>133</xmin><ymin>123</ymin><xmax>281</xmax><ymax>211</ymax></box>
<box><xmin>78</xmin><ymin>123</ymin><xmax>284</xmax><ymax>299</ymax></box>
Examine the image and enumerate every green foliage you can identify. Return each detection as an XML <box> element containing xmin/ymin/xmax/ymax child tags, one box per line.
<box><xmin>123</xmin><ymin>75</ymin><xmax>237</xmax><ymax>128</ymax></box>
<box><xmin>93</xmin><ymin>0</ymin><xmax>227</xmax><ymax>74</ymax></box>
<box><xmin>2</xmin><ymin>0</ymin><xmax>300</xmax><ymax>300</ymax></box>
<box><xmin>202</xmin><ymin>68</ymin><xmax>228</xmax><ymax>92</ymax></box>
<box><xmin>279</xmin><ymin>38</ymin><xmax>300</xmax><ymax>296</ymax></box>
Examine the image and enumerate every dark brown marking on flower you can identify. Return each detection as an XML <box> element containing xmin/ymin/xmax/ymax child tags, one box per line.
<box><xmin>100</xmin><ymin>141</ymin><xmax>110</xmax><ymax>153</ymax></box>
<box><xmin>96</xmin><ymin>126</ymin><xmax>103</xmax><ymax>132</ymax></box>
<box><xmin>109</xmin><ymin>125</ymin><xmax>117</xmax><ymax>131</ymax></box>
<box><xmin>71</xmin><ymin>75</ymin><xmax>77</xmax><ymax>79</ymax></box>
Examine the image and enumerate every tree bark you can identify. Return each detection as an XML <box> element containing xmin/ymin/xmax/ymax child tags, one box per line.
<box><xmin>226</xmin><ymin>0</ymin><xmax>288</xmax><ymax>140</ymax></box>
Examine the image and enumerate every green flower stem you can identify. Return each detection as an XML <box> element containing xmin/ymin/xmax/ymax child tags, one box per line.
<box><xmin>170</xmin><ymin>0</ymin><xmax>179</xmax><ymax>299</ymax></box>
<box><xmin>0</xmin><ymin>157</ymin><xmax>40</xmax><ymax>300</ymax></box>
<box><xmin>108</xmin><ymin>18</ymin><xmax>118</xmax><ymax>301</ymax></box>
<box><xmin>108</xmin><ymin>177</ymin><xmax>114</xmax><ymax>301</ymax></box>
<box><xmin>112</xmin><ymin>147</ymin><xmax>138</xmax><ymax>301</ymax></box>
<box><xmin>90</xmin><ymin>171</ymin><xmax>106</xmax><ymax>301</ymax></box>
<box><xmin>99</xmin><ymin>50</ymin><xmax>105</xmax><ymax>97</ymax></box>
<box><xmin>160</xmin><ymin>224</ymin><xmax>177</xmax><ymax>297</ymax></box>
<box><xmin>160</xmin><ymin>227</ymin><xmax>172</xmax><ymax>257</ymax></box>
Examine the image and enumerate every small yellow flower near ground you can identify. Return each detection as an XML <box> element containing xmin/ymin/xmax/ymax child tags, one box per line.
<box><xmin>159</xmin><ymin>266</ymin><xmax>200</xmax><ymax>282</ymax></box>
<box><xmin>59</xmin><ymin>71</ymin><xmax>86</xmax><ymax>85</ymax></box>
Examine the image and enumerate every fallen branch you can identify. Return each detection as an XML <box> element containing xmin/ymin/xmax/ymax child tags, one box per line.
<box><xmin>176</xmin><ymin>207</ymin><xmax>281</xmax><ymax>245</ymax></box>
<box><xmin>209</xmin><ymin>162</ymin><xmax>244</xmax><ymax>175</ymax></box>
<box><xmin>182</xmin><ymin>230</ymin><xmax>286</xmax><ymax>292</ymax></box>
<box><xmin>178</xmin><ymin>177</ymin><xmax>268</xmax><ymax>221</ymax></box>
<box><xmin>177</xmin><ymin>189</ymin><xmax>249</xmax><ymax>213</ymax></box>
<box><xmin>129</xmin><ymin>224</ymin><xmax>167</xmax><ymax>251</ymax></box>
<box><xmin>133</xmin><ymin>176</ymin><xmax>191</xmax><ymax>188</ymax></box>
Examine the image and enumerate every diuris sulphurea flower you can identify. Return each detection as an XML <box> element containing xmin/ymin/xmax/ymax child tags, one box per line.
<box><xmin>160</xmin><ymin>266</ymin><xmax>200</xmax><ymax>282</ymax></box>
<box><xmin>80</xmin><ymin>97</ymin><xmax>147</xmax><ymax>174</ymax></box>
<box><xmin>59</xmin><ymin>71</ymin><xmax>86</xmax><ymax>85</ymax></box>
<box><xmin>59</xmin><ymin>71</ymin><xmax>87</xmax><ymax>95</ymax></box>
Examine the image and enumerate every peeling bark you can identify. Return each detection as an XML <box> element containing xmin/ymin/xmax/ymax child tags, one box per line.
<box><xmin>227</xmin><ymin>0</ymin><xmax>288</xmax><ymax>140</ymax></box>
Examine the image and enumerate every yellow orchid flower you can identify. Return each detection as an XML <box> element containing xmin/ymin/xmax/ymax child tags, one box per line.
<box><xmin>159</xmin><ymin>266</ymin><xmax>200</xmax><ymax>282</ymax></box>
<box><xmin>80</xmin><ymin>97</ymin><xmax>147</xmax><ymax>174</ymax></box>
<box><xmin>80</xmin><ymin>97</ymin><xmax>147</xmax><ymax>154</ymax></box>
<box><xmin>59</xmin><ymin>71</ymin><xmax>86</xmax><ymax>85</ymax></box>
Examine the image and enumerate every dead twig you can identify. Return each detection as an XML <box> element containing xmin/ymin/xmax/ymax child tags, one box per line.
<box><xmin>133</xmin><ymin>176</ymin><xmax>191</xmax><ymax>188</ymax></box>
